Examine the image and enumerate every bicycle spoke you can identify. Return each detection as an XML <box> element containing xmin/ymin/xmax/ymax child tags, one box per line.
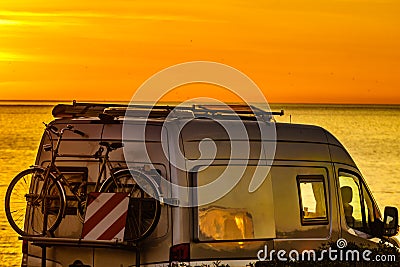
<box><xmin>10</xmin><ymin>209</ymin><xmax>23</xmax><ymax>214</ymax></box>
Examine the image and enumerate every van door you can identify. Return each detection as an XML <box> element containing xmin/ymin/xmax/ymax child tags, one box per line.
<box><xmin>272</xmin><ymin>165</ymin><xmax>334</xmax><ymax>254</ymax></box>
<box><xmin>335</xmin><ymin>165</ymin><xmax>382</xmax><ymax>246</ymax></box>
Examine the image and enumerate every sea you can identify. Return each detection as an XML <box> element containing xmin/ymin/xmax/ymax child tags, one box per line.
<box><xmin>0</xmin><ymin>102</ymin><xmax>399</xmax><ymax>266</ymax></box>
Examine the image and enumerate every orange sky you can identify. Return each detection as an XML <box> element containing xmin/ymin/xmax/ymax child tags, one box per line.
<box><xmin>0</xmin><ymin>0</ymin><xmax>399</xmax><ymax>104</ymax></box>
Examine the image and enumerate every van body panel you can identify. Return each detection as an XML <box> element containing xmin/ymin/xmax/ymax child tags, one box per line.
<box><xmin>324</xmin><ymin>129</ymin><xmax>343</xmax><ymax>147</ymax></box>
<box><xmin>329</xmin><ymin>145</ymin><xmax>357</xmax><ymax>166</ymax></box>
<box><xmin>274</xmin><ymin>142</ymin><xmax>331</xmax><ymax>162</ymax></box>
<box><xmin>271</xmin><ymin>164</ymin><xmax>339</xmax><ymax>253</ymax></box>
<box><xmin>190</xmin><ymin>240</ymin><xmax>273</xmax><ymax>260</ymax></box>
<box><xmin>271</xmin><ymin>165</ymin><xmax>330</xmax><ymax>239</ymax></box>
<box><xmin>276</xmin><ymin>123</ymin><xmax>328</xmax><ymax>143</ymax></box>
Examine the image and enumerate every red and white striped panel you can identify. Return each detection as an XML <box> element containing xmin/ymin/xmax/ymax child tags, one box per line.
<box><xmin>81</xmin><ymin>193</ymin><xmax>129</xmax><ymax>241</ymax></box>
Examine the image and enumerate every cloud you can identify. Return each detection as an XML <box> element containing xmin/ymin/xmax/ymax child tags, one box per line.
<box><xmin>0</xmin><ymin>10</ymin><xmax>226</xmax><ymax>24</ymax></box>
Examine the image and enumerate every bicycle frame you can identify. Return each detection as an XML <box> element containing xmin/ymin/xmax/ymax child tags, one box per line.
<box><xmin>93</xmin><ymin>148</ymin><xmax>120</xmax><ymax>192</ymax></box>
<box><xmin>39</xmin><ymin>127</ymin><xmax>86</xmax><ymax>204</ymax></box>
<box><xmin>42</xmin><ymin>126</ymin><xmax>124</xmax><ymax>204</ymax></box>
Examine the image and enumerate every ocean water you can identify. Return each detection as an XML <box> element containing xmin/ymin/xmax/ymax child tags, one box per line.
<box><xmin>0</xmin><ymin>105</ymin><xmax>53</xmax><ymax>266</ymax></box>
<box><xmin>0</xmin><ymin>103</ymin><xmax>399</xmax><ymax>266</ymax></box>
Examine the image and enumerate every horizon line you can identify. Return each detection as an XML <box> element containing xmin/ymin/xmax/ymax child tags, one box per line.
<box><xmin>0</xmin><ymin>99</ymin><xmax>400</xmax><ymax>106</ymax></box>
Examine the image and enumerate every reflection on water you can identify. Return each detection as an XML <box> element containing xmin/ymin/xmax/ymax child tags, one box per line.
<box><xmin>0</xmin><ymin>104</ymin><xmax>399</xmax><ymax>266</ymax></box>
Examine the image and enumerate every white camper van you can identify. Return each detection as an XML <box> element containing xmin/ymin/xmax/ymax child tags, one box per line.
<box><xmin>6</xmin><ymin>102</ymin><xmax>399</xmax><ymax>267</ymax></box>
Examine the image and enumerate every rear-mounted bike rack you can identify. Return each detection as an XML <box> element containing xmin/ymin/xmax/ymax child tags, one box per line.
<box><xmin>19</xmin><ymin>236</ymin><xmax>139</xmax><ymax>267</ymax></box>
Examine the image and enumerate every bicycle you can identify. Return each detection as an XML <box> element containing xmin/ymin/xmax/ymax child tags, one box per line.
<box><xmin>5</xmin><ymin>123</ymin><xmax>161</xmax><ymax>241</ymax></box>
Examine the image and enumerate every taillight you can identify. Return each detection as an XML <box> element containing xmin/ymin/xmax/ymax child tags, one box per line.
<box><xmin>22</xmin><ymin>240</ymin><xmax>28</xmax><ymax>254</ymax></box>
<box><xmin>169</xmin><ymin>243</ymin><xmax>190</xmax><ymax>262</ymax></box>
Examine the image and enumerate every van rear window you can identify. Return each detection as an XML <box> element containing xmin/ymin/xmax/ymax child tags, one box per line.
<box><xmin>297</xmin><ymin>176</ymin><xmax>328</xmax><ymax>225</ymax></box>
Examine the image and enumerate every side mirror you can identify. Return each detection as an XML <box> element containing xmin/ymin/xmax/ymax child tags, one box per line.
<box><xmin>383</xmin><ymin>206</ymin><xmax>399</xmax><ymax>236</ymax></box>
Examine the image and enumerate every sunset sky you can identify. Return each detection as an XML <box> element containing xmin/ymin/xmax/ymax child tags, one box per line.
<box><xmin>0</xmin><ymin>0</ymin><xmax>399</xmax><ymax>104</ymax></box>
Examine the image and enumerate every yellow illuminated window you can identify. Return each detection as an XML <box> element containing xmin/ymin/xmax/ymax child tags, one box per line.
<box><xmin>298</xmin><ymin>176</ymin><xmax>328</xmax><ymax>225</ymax></box>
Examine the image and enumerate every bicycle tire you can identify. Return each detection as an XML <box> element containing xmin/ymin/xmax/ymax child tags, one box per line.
<box><xmin>100</xmin><ymin>169</ymin><xmax>161</xmax><ymax>242</ymax></box>
<box><xmin>5</xmin><ymin>168</ymin><xmax>66</xmax><ymax>236</ymax></box>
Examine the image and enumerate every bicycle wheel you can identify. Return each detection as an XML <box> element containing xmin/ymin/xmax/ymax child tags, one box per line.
<box><xmin>100</xmin><ymin>169</ymin><xmax>161</xmax><ymax>242</ymax></box>
<box><xmin>5</xmin><ymin>168</ymin><xmax>66</xmax><ymax>236</ymax></box>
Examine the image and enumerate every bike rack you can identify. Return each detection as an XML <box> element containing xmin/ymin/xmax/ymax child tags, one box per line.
<box><xmin>19</xmin><ymin>236</ymin><xmax>137</xmax><ymax>248</ymax></box>
<box><xmin>19</xmin><ymin>236</ymin><xmax>139</xmax><ymax>267</ymax></box>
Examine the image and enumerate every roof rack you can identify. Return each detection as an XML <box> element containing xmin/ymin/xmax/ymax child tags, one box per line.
<box><xmin>52</xmin><ymin>102</ymin><xmax>128</xmax><ymax>118</ymax></box>
<box><xmin>52</xmin><ymin>101</ymin><xmax>284</xmax><ymax>121</ymax></box>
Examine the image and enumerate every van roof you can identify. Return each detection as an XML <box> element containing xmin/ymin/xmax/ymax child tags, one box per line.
<box><xmin>50</xmin><ymin>102</ymin><xmax>353</xmax><ymax>165</ymax></box>
<box><xmin>51</xmin><ymin>102</ymin><xmax>342</xmax><ymax>146</ymax></box>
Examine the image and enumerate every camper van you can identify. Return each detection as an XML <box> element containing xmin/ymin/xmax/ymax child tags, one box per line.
<box><xmin>9</xmin><ymin>102</ymin><xmax>399</xmax><ymax>266</ymax></box>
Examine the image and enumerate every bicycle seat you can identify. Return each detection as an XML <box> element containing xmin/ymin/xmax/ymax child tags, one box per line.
<box><xmin>111</xmin><ymin>142</ymin><xmax>123</xmax><ymax>150</ymax></box>
<box><xmin>99</xmin><ymin>142</ymin><xmax>123</xmax><ymax>150</ymax></box>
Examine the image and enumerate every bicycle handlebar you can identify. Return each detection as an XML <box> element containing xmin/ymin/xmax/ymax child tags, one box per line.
<box><xmin>44</xmin><ymin>123</ymin><xmax>86</xmax><ymax>138</ymax></box>
<box><xmin>49</xmin><ymin>125</ymin><xmax>59</xmax><ymax>135</ymax></box>
<box><xmin>73</xmin><ymin>129</ymin><xmax>86</xmax><ymax>137</ymax></box>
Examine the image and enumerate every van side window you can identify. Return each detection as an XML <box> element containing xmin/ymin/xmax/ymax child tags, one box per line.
<box><xmin>194</xmin><ymin>165</ymin><xmax>276</xmax><ymax>241</ymax></box>
<box><xmin>297</xmin><ymin>176</ymin><xmax>328</xmax><ymax>225</ymax></box>
<box><xmin>338</xmin><ymin>172</ymin><xmax>379</xmax><ymax>234</ymax></box>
